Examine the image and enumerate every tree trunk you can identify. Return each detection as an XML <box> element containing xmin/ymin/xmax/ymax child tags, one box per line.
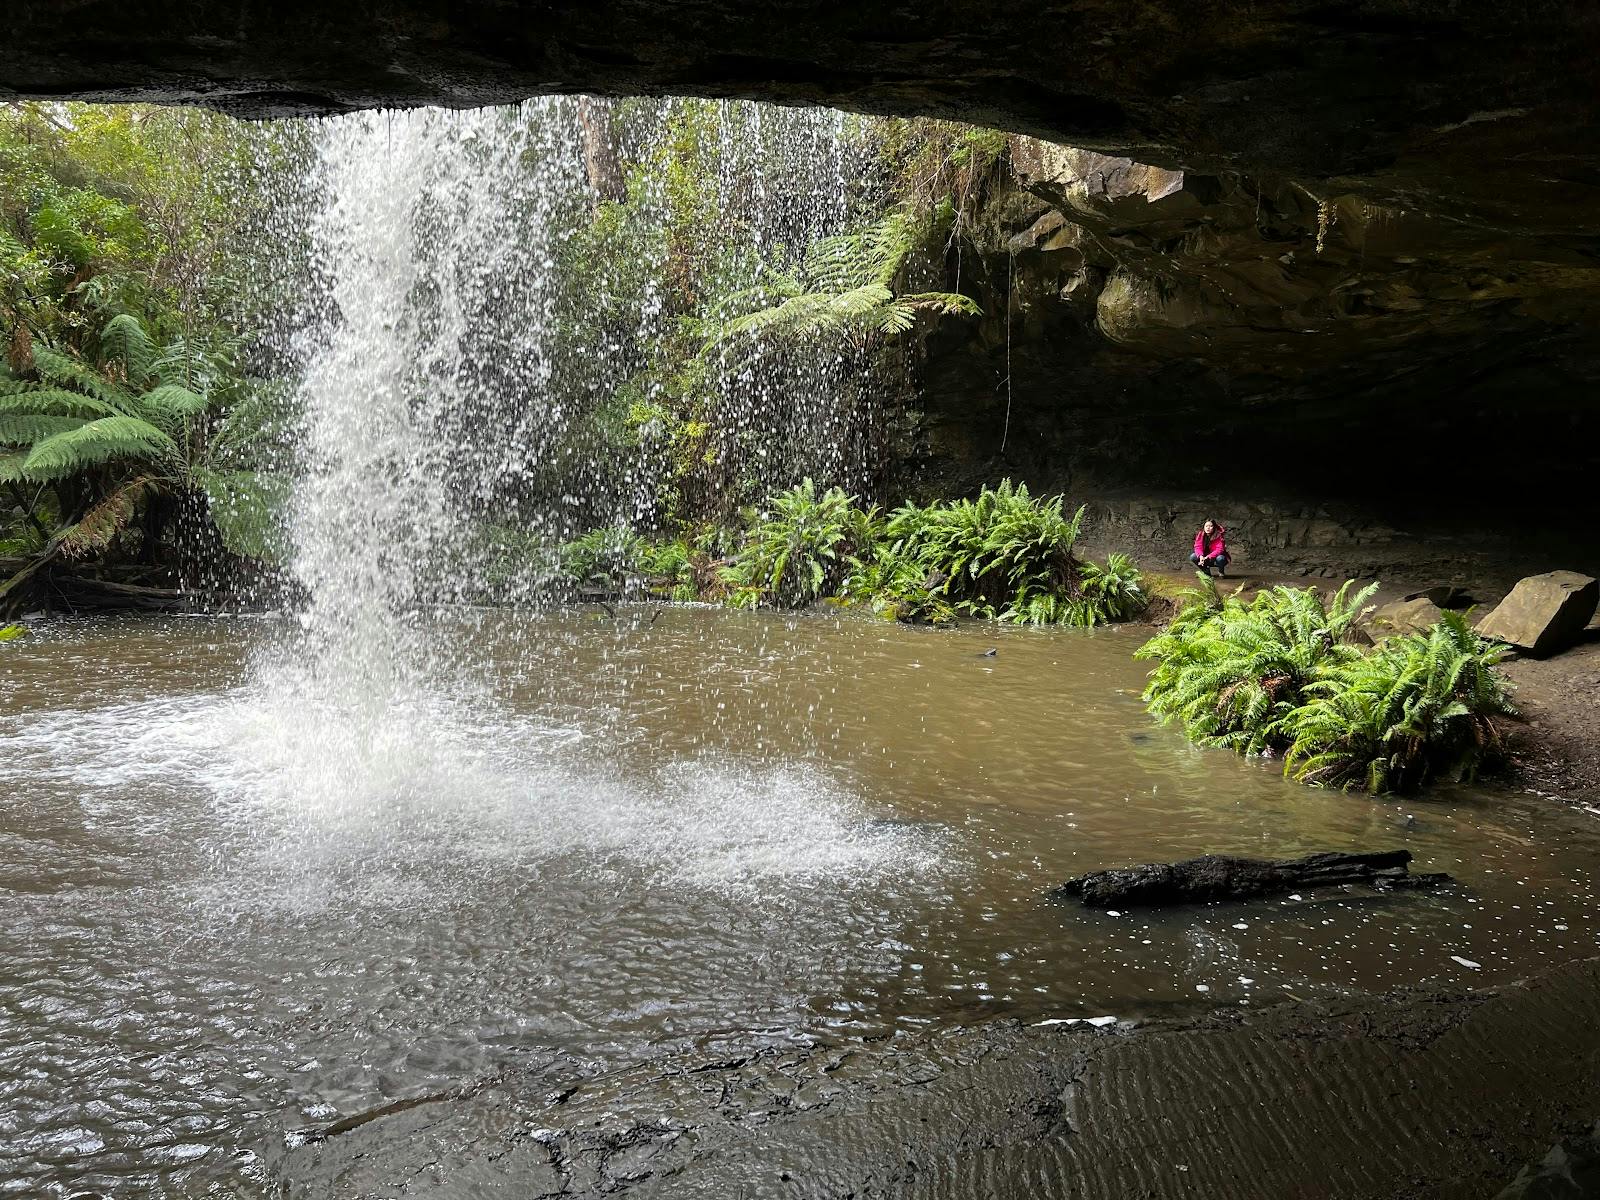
<box><xmin>577</xmin><ymin>97</ymin><xmax>626</xmax><ymax>205</ymax></box>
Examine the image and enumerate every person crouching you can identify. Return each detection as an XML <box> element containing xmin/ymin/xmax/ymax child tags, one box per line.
<box><xmin>1191</xmin><ymin>518</ymin><xmax>1229</xmax><ymax>577</ymax></box>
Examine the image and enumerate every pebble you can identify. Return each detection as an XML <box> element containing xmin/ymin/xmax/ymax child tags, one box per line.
<box><xmin>1450</xmin><ymin>955</ymin><xmax>1482</xmax><ymax>970</ymax></box>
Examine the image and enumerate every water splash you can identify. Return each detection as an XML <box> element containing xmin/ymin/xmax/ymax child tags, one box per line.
<box><xmin>225</xmin><ymin>99</ymin><xmax>919</xmax><ymax>877</ymax></box>
<box><xmin>286</xmin><ymin>103</ymin><xmax>588</xmax><ymax>707</ymax></box>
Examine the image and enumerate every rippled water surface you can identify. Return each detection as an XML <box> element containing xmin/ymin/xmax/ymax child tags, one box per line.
<box><xmin>3</xmin><ymin>608</ymin><xmax>1598</xmax><ymax>1195</ymax></box>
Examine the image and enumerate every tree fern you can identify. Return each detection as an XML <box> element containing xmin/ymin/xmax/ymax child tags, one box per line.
<box><xmin>61</xmin><ymin>475</ymin><xmax>154</xmax><ymax>558</ymax></box>
<box><xmin>0</xmin><ymin>310</ymin><xmax>221</xmax><ymax>587</ymax></box>
<box><xmin>705</xmin><ymin>208</ymin><xmax>979</xmax><ymax>353</ymax></box>
<box><xmin>195</xmin><ymin>468</ymin><xmax>292</xmax><ymax>563</ymax></box>
<box><xmin>0</xmin><ymin>312</ymin><xmax>210</xmax><ymax>484</ymax></box>
<box><xmin>99</xmin><ymin>313</ymin><xmax>157</xmax><ymax>383</ymax></box>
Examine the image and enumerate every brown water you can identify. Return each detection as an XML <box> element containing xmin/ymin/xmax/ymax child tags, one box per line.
<box><xmin>3</xmin><ymin>607</ymin><xmax>1598</xmax><ymax>1195</ymax></box>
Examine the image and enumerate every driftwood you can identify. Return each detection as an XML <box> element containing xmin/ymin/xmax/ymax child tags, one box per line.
<box><xmin>53</xmin><ymin>575</ymin><xmax>189</xmax><ymax>611</ymax></box>
<box><xmin>1054</xmin><ymin>850</ymin><xmax>1450</xmax><ymax>909</ymax></box>
<box><xmin>0</xmin><ymin>534</ymin><xmax>68</xmax><ymax>618</ymax></box>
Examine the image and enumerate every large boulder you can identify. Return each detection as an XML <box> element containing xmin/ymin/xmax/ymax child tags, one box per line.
<box><xmin>1476</xmin><ymin>571</ymin><xmax>1599</xmax><ymax>658</ymax></box>
<box><xmin>1370</xmin><ymin>596</ymin><xmax>1445</xmax><ymax>638</ymax></box>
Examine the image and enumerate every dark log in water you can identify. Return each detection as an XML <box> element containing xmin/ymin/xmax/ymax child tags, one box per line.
<box><xmin>1054</xmin><ymin>850</ymin><xmax>1450</xmax><ymax>908</ymax></box>
<box><xmin>53</xmin><ymin>575</ymin><xmax>188</xmax><ymax>611</ymax></box>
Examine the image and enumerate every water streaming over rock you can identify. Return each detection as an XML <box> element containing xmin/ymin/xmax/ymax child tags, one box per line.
<box><xmin>271</xmin><ymin>98</ymin><xmax>884</xmax><ymax>704</ymax></box>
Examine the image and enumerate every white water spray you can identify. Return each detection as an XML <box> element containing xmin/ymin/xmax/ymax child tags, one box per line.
<box><xmin>288</xmin><ymin>103</ymin><xmax>587</xmax><ymax>705</ymax></box>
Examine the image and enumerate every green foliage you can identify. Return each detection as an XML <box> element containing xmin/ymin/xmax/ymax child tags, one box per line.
<box><xmin>884</xmin><ymin>481</ymin><xmax>1104</xmax><ymax>626</ymax></box>
<box><xmin>636</xmin><ymin>537</ymin><xmax>700</xmax><ymax>602</ymax></box>
<box><xmin>681</xmin><ymin>478</ymin><xmax>1141</xmax><ymax>627</ymax></box>
<box><xmin>0</xmin><ymin>623</ymin><xmax>21</xmax><ymax>643</ymax></box>
<box><xmin>555</xmin><ymin>526</ymin><xmax>702</xmax><ymax>601</ymax></box>
<box><xmin>1137</xmin><ymin>583</ymin><xmax>1516</xmax><ymax>795</ymax></box>
<box><xmin>1136</xmin><ymin>580</ymin><xmax>1376</xmax><ymax>755</ymax></box>
<box><xmin>1282</xmin><ymin>612</ymin><xmax>1517</xmax><ymax>793</ymax></box>
<box><xmin>0</xmin><ymin>102</ymin><xmax>286</xmax><ymax>585</ymax></box>
<box><xmin>0</xmin><ymin>316</ymin><xmax>203</xmax><ymax>485</ymax></box>
<box><xmin>195</xmin><ymin>468</ymin><xmax>292</xmax><ymax>562</ymax></box>
<box><xmin>1080</xmin><ymin>552</ymin><xmax>1147</xmax><ymax>623</ymax></box>
<box><xmin>560</xmin><ymin>525</ymin><xmax>648</xmax><ymax>591</ymax></box>
<box><xmin>840</xmin><ymin>541</ymin><xmax>956</xmax><ymax>625</ymax></box>
<box><xmin>724</xmin><ymin>478</ymin><xmax>878</xmax><ymax>608</ymax></box>
<box><xmin>707</xmin><ymin>209</ymin><xmax>978</xmax><ymax>353</ymax></box>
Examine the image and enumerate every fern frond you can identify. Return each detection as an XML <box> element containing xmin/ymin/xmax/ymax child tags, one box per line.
<box><xmin>0</xmin><ymin>389</ymin><xmax>123</xmax><ymax>420</ymax></box>
<box><xmin>61</xmin><ymin>476</ymin><xmax>155</xmax><ymax>558</ymax></box>
<box><xmin>28</xmin><ymin>344</ymin><xmax>129</xmax><ymax>407</ymax></box>
<box><xmin>139</xmin><ymin>383</ymin><xmax>209</xmax><ymax>425</ymax></box>
<box><xmin>99</xmin><ymin>313</ymin><xmax>157</xmax><ymax>386</ymax></box>
<box><xmin>0</xmin><ymin>414</ymin><xmax>86</xmax><ymax>446</ymax></box>
<box><xmin>21</xmin><ymin>415</ymin><xmax>177</xmax><ymax>480</ymax></box>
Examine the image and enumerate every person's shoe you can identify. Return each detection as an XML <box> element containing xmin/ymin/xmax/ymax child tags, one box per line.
<box><xmin>1216</xmin><ymin>565</ymin><xmax>1226</xmax><ymax>578</ymax></box>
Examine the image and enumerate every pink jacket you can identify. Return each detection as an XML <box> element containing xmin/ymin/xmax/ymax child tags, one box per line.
<box><xmin>1194</xmin><ymin>526</ymin><xmax>1227</xmax><ymax>559</ymax></box>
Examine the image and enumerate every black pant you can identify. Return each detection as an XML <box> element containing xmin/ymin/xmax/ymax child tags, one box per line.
<box><xmin>1191</xmin><ymin>552</ymin><xmax>1229</xmax><ymax>575</ymax></box>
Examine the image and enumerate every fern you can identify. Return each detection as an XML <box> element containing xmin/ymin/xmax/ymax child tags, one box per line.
<box><xmin>21</xmin><ymin>415</ymin><xmax>176</xmax><ymax>479</ymax></box>
<box><xmin>1138</xmin><ymin>584</ymin><xmax>1513</xmax><ymax>794</ymax></box>
<box><xmin>0</xmin><ymin>312</ymin><xmax>212</xmax><ymax>484</ymax></box>
<box><xmin>888</xmin><ymin>481</ymin><xmax>1092</xmax><ymax>624</ymax></box>
<box><xmin>99</xmin><ymin>313</ymin><xmax>157</xmax><ymax>383</ymax></box>
<box><xmin>1283</xmin><ymin>612</ymin><xmax>1516</xmax><ymax>794</ymax></box>
<box><xmin>705</xmin><ymin>208</ymin><xmax>978</xmax><ymax>352</ymax></box>
<box><xmin>725</xmin><ymin>478</ymin><xmax>877</xmax><ymax>608</ymax></box>
<box><xmin>61</xmin><ymin>475</ymin><xmax>154</xmax><ymax>558</ymax></box>
<box><xmin>196</xmin><ymin>468</ymin><xmax>292</xmax><ymax>563</ymax></box>
<box><xmin>1136</xmin><ymin>581</ymin><xmax>1377</xmax><ymax>754</ymax></box>
<box><xmin>559</xmin><ymin>525</ymin><xmax>648</xmax><ymax>591</ymax></box>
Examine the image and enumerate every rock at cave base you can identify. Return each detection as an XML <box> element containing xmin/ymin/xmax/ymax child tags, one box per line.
<box><xmin>1476</xmin><ymin>571</ymin><xmax>1598</xmax><ymax>658</ymax></box>
<box><xmin>1405</xmin><ymin>585</ymin><xmax>1472</xmax><ymax>610</ymax></box>
<box><xmin>1370</xmin><ymin>596</ymin><xmax>1445</xmax><ymax>637</ymax></box>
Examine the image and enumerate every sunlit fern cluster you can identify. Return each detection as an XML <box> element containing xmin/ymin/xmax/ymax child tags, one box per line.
<box><xmin>1136</xmin><ymin>579</ymin><xmax>1516</xmax><ymax>794</ymax></box>
<box><xmin>730</xmin><ymin>478</ymin><xmax>1143</xmax><ymax>627</ymax></box>
<box><xmin>1282</xmin><ymin>612</ymin><xmax>1516</xmax><ymax>793</ymax></box>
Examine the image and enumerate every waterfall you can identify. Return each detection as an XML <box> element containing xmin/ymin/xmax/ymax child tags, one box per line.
<box><xmin>268</xmin><ymin>97</ymin><xmax>884</xmax><ymax>705</ymax></box>
<box><xmin>284</xmin><ymin>102</ymin><xmax>587</xmax><ymax>707</ymax></box>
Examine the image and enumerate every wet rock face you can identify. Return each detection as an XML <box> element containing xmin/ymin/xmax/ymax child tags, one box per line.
<box><xmin>910</xmin><ymin>138</ymin><xmax>1600</xmax><ymax>536</ymax></box>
